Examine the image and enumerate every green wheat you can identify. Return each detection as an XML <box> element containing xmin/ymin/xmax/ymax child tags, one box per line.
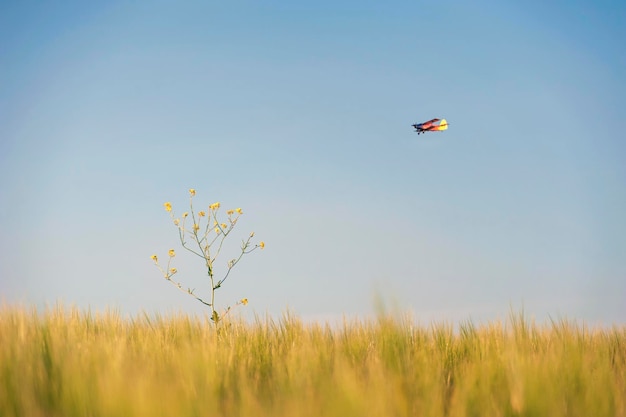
<box><xmin>1</xmin><ymin>305</ymin><xmax>624</xmax><ymax>417</ymax></box>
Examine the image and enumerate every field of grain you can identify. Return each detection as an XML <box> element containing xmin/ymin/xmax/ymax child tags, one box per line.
<box><xmin>1</xmin><ymin>305</ymin><xmax>624</xmax><ymax>417</ymax></box>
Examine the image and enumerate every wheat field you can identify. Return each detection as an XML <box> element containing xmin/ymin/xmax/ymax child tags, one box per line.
<box><xmin>1</xmin><ymin>305</ymin><xmax>624</xmax><ymax>417</ymax></box>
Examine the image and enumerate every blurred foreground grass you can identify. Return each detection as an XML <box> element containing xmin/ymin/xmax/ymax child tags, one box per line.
<box><xmin>1</xmin><ymin>305</ymin><xmax>625</xmax><ymax>417</ymax></box>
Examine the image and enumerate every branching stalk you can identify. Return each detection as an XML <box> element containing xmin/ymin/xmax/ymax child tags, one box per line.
<box><xmin>151</xmin><ymin>189</ymin><xmax>263</xmax><ymax>329</ymax></box>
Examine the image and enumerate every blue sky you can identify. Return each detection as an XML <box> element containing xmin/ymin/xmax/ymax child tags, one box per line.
<box><xmin>1</xmin><ymin>0</ymin><xmax>624</xmax><ymax>324</ymax></box>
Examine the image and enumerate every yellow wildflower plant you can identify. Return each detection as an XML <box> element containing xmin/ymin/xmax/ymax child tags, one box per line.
<box><xmin>152</xmin><ymin>189</ymin><xmax>264</xmax><ymax>329</ymax></box>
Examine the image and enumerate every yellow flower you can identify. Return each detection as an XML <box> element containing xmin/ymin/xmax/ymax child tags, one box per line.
<box><xmin>240</xmin><ymin>298</ymin><xmax>249</xmax><ymax>305</ymax></box>
<box><xmin>259</xmin><ymin>241</ymin><xmax>265</xmax><ymax>249</ymax></box>
<box><xmin>168</xmin><ymin>249</ymin><xmax>176</xmax><ymax>257</ymax></box>
<box><xmin>210</xmin><ymin>202</ymin><xmax>221</xmax><ymax>210</ymax></box>
<box><xmin>169</xmin><ymin>268</ymin><xmax>177</xmax><ymax>274</ymax></box>
<box><xmin>198</xmin><ymin>211</ymin><xmax>206</xmax><ymax>217</ymax></box>
<box><xmin>189</xmin><ymin>188</ymin><xmax>196</xmax><ymax>196</ymax></box>
<box><xmin>226</xmin><ymin>209</ymin><xmax>235</xmax><ymax>216</ymax></box>
<box><xmin>150</xmin><ymin>254</ymin><xmax>158</xmax><ymax>262</ymax></box>
<box><xmin>236</xmin><ymin>207</ymin><xmax>243</xmax><ymax>214</ymax></box>
<box><xmin>173</xmin><ymin>219</ymin><xmax>180</xmax><ymax>226</ymax></box>
<box><xmin>221</xmin><ymin>223</ymin><xmax>227</xmax><ymax>229</ymax></box>
<box><xmin>193</xmin><ymin>224</ymin><xmax>199</xmax><ymax>232</ymax></box>
<box><xmin>214</xmin><ymin>227</ymin><xmax>220</xmax><ymax>234</ymax></box>
<box><xmin>182</xmin><ymin>212</ymin><xmax>188</xmax><ymax>218</ymax></box>
<box><xmin>164</xmin><ymin>202</ymin><xmax>172</xmax><ymax>212</ymax></box>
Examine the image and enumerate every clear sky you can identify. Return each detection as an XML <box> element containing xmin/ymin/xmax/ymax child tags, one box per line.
<box><xmin>1</xmin><ymin>0</ymin><xmax>624</xmax><ymax>324</ymax></box>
